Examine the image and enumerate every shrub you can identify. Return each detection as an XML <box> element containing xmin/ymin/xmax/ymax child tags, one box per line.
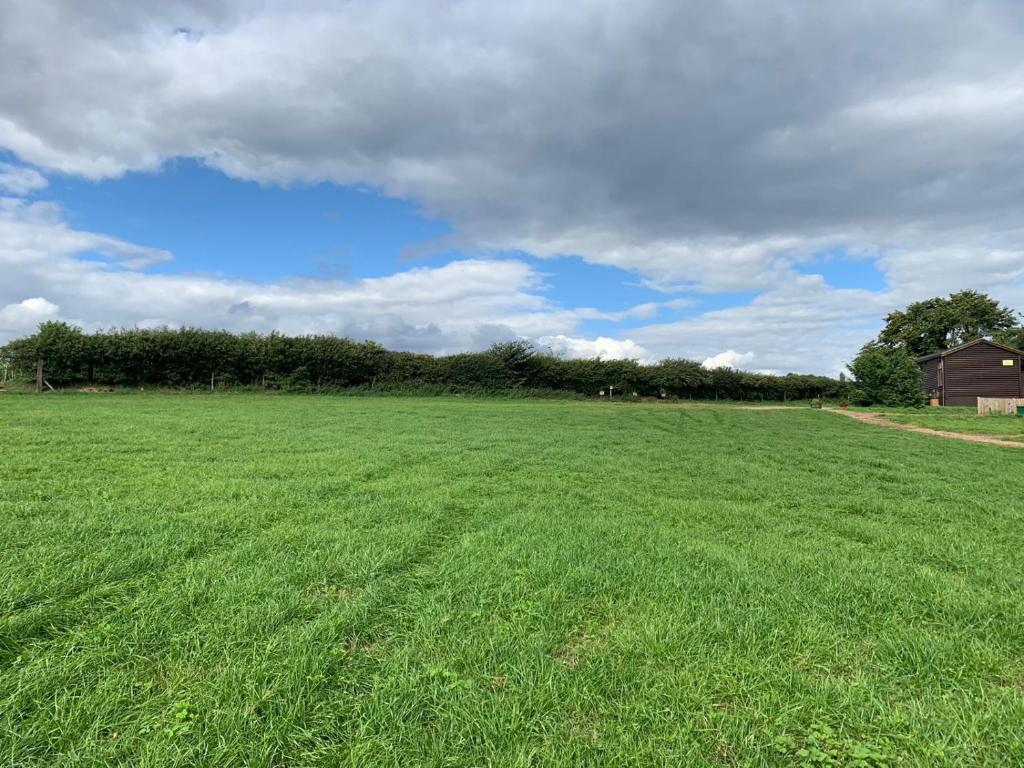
<box><xmin>847</xmin><ymin>342</ymin><xmax>925</xmax><ymax>407</ymax></box>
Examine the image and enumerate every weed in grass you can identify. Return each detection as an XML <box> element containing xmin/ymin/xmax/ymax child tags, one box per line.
<box><xmin>771</xmin><ymin>721</ymin><xmax>898</xmax><ymax>767</ymax></box>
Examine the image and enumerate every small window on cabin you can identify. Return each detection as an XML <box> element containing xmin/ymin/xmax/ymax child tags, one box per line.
<box><xmin>1003</xmin><ymin>359</ymin><xmax>1015</xmax><ymax>366</ymax></box>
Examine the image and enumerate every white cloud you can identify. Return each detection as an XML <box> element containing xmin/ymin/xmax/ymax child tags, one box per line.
<box><xmin>0</xmin><ymin>163</ymin><xmax>47</xmax><ymax>195</ymax></box>
<box><xmin>537</xmin><ymin>334</ymin><xmax>652</xmax><ymax>362</ymax></box>
<box><xmin>0</xmin><ymin>197</ymin><xmax>174</xmax><ymax>269</ymax></box>
<box><xmin>631</xmin><ymin>275</ymin><xmax>893</xmax><ymax>376</ymax></box>
<box><xmin>0</xmin><ymin>297</ymin><xmax>59</xmax><ymax>333</ymax></box>
<box><xmin>702</xmin><ymin>350</ymin><xmax>755</xmax><ymax>370</ymax></box>
<box><xmin>495</xmin><ymin>231</ymin><xmax>837</xmax><ymax>293</ymax></box>
<box><xmin>875</xmin><ymin>242</ymin><xmax>1024</xmax><ymax>300</ymax></box>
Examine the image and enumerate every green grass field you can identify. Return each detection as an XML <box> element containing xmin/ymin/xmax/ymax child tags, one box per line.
<box><xmin>867</xmin><ymin>407</ymin><xmax>1024</xmax><ymax>441</ymax></box>
<box><xmin>2</xmin><ymin>395</ymin><xmax>1023</xmax><ymax>766</ymax></box>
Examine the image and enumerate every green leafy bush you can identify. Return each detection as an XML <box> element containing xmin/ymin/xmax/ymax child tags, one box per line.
<box><xmin>848</xmin><ymin>342</ymin><xmax>925</xmax><ymax>407</ymax></box>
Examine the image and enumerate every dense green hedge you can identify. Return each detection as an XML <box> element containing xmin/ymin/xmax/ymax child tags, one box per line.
<box><xmin>1</xmin><ymin>322</ymin><xmax>844</xmax><ymax>400</ymax></box>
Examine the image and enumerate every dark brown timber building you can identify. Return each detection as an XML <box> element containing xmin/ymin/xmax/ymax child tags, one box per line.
<box><xmin>917</xmin><ymin>339</ymin><xmax>1024</xmax><ymax>406</ymax></box>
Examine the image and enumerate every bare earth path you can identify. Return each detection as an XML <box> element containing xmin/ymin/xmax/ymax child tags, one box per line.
<box><xmin>828</xmin><ymin>408</ymin><xmax>1024</xmax><ymax>448</ymax></box>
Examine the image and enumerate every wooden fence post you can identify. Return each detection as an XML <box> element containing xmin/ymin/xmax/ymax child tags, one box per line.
<box><xmin>36</xmin><ymin>359</ymin><xmax>43</xmax><ymax>393</ymax></box>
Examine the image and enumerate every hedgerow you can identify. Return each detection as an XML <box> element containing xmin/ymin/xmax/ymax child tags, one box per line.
<box><xmin>1</xmin><ymin>322</ymin><xmax>843</xmax><ymax>400</ymax></box>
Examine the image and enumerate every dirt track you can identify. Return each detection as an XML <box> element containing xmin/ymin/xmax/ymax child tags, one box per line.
<box><xmin>828</xmin><ymin>408</ymin><xmax>1024</xmax><ymax>448</ymax></box>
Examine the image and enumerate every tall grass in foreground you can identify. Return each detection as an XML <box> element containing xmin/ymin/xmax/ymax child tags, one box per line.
<box><xmin>1</xmin><ymin>395</ymin><xmax>1022</xmax><ymax>766</ymax></box>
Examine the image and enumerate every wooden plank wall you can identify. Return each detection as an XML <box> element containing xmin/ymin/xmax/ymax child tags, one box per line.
<box><xmin>977</xmin><ymin>397</ymin><xmax>1024</xmax><ymax>415</ymax></box>
<box><xmin>944</xmin><ymin>341</ymin><xmax>1022</xmax><ymax>406</ymax></box>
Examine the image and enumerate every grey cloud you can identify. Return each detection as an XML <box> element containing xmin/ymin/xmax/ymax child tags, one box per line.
<box><xmin>2</xmin><ymin>1</ymin><xmax>1024</xmax><ymax>372</ymax></box>
<box><xmin>2</xmin><ymin>1</ymin><xmax>1023</xmax><ymax>288</ymax></box>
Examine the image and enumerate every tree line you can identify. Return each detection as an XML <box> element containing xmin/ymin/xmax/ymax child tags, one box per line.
<box><xmin>0</xmin><ymin>322</ymin><xmax>844</xmax><ymax>401</ymax></box>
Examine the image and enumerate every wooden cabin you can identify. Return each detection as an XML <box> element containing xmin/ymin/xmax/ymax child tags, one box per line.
<box><xmin>917</xmin><ymin>339</ymin><xmax>1024</xmax><ymax>406</ymax></box>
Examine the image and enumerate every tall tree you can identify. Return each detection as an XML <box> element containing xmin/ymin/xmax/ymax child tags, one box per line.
<box><xmin>995</xmin><ymin>327</ymin><xmax>1024</xmax><ymax>352</ymax></box>
<box><xmin>848</xmin><ymin>342</ymin><xmax>925</xmax><ymax>407</ymax></box>
<box><xmin>878</xmin><ymin>290</ymin><xmax>1019</xmax><ymax>357</ymax></box>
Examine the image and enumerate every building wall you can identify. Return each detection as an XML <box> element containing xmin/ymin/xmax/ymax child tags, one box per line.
<box><xmin>942</xmin><ymin>341</ymin><xmax>1022</xmax><ymax>406</ymax></box>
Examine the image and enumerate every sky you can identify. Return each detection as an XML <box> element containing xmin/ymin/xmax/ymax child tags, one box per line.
<box><xmin>2</xmin><ymin>1</ymin><xmax>1024</xmax><ymax>375</ymax></box>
